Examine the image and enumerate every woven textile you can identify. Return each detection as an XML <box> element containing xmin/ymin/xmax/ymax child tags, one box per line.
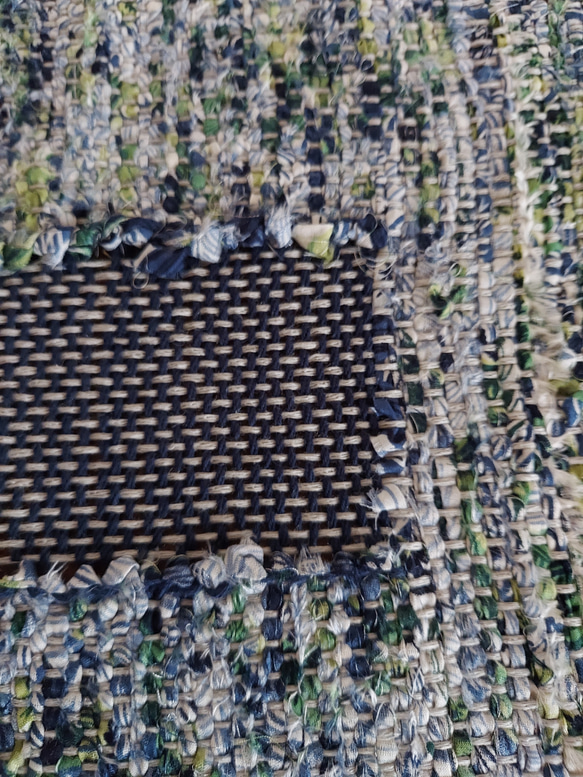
<box><xmin>3</xmin><ymin>1</ymin><xmax>583</xmax><ymax>777</ymax></box>
<box><xmin>0</xmin><ymin>251</ymin><xmax>377</xmax><ymax>571</ymax></box>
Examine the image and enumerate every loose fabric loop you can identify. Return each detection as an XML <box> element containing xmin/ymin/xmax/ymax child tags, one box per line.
<box><xmin>132</xmin><ymin>270</ymin><xmax>149</xmax><ymax>290</ymax></box>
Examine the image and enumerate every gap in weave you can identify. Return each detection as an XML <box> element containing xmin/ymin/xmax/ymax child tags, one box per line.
<box><xmin>0</xmin><ymin>247</ymin><xmax>384</xmax><ymax>578</ymax></box>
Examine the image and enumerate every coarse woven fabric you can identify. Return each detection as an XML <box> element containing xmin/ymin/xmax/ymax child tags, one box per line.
<box><xmin>0</xmin><ymin>249</ymin><xmax>378</xmax><ymax>571</ymax></box>
<box><xmin>3</xmin><ymin>1</ymin><xmax>583</xmax><ymax>777</ymax></box>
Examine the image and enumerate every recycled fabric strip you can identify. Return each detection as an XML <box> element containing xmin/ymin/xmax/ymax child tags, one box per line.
<box><xmin>0</xmin><ymin>539</ymin><xmax>538</xmax><ymax>777</ymax></box>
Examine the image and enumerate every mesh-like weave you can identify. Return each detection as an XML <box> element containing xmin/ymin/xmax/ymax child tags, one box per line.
<box><xmin>0</xmin><ymin>250</ymin><xmax>378</xmax><ymax>572</ymax></box>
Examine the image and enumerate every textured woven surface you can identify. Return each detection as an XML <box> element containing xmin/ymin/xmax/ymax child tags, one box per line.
<box><xmin>0</xmin><ymin>250</ymin><xmax>377</xmax><ymax>571</ymax></box>
<box><xmin>0</xmin><ymin>0</ymin><xmax>399</xmax><ymax>271</ymax></box>
<box><xmin>0</xmin><ymin>542</ymin><xmax>436</xmax><ymax>777</ymax></box>
<box><xmin>5</xmin><ymin>0</ymin><xmax>583</xmax><ymax>777</ymax></box>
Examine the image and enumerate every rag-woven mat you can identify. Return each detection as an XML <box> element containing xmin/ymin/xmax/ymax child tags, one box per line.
<box><xmin>2</xmin><ymin>1</ymin><xmax>583</xmax><ymax>777</ymax></box>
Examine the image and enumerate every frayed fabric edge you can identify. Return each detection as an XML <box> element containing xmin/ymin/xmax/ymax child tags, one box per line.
<box><xmin>0</xmin><ymin>208</ymin><xmax>391</xmax><ymax>280</ymax></box>
<box><xmin>0</xmin><ymin>536</ymin><xmax>397</xmax><ymax>607</ymax></box>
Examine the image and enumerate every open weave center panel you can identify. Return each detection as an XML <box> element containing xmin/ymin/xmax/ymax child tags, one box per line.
<box><xmin>0</xmin><ymin>249</ymin><xmax>378</xmax><ymax>573</ymax></box>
